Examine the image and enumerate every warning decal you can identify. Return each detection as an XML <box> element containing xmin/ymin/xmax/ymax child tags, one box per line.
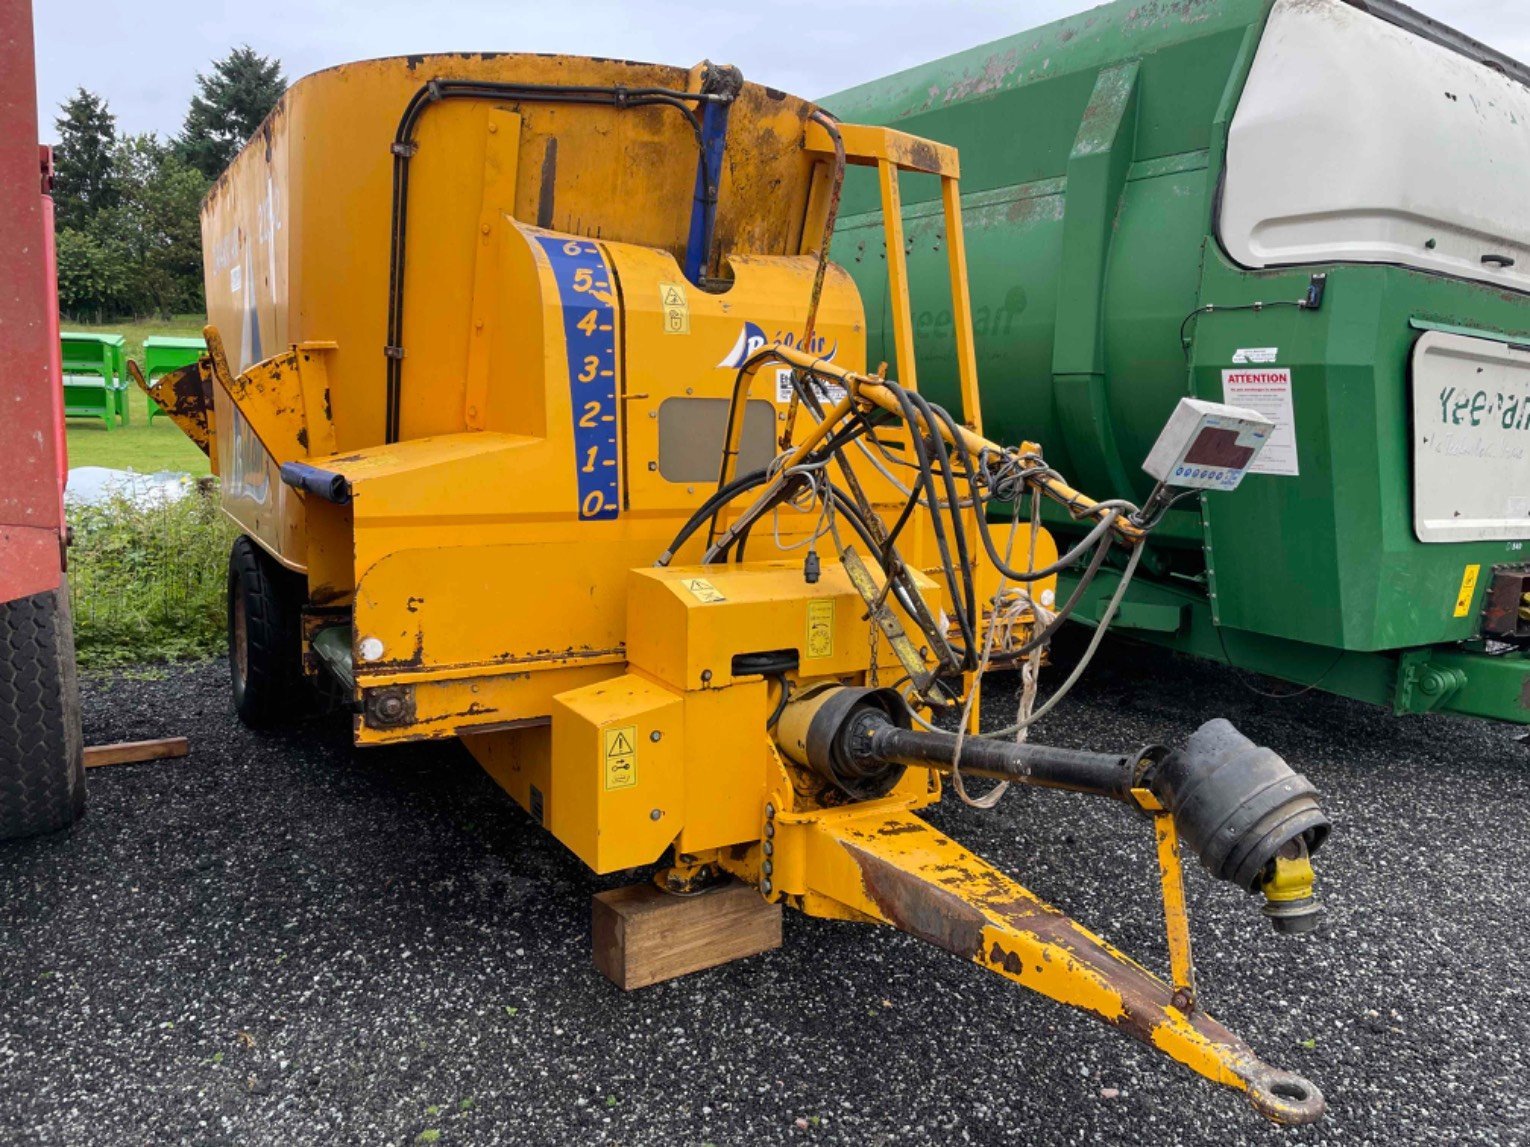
<box><xmin>658</xmin><ymin>281</ymin><xmax>690</xmax><ymax>335</ymax></box>
<box><xmin>604</xmin><ymin>725</ymin><xmax>637</xmax><ymax>790</ymax></box>
<box><xmin>774</xmin><ymin>366</ymin><xmax>847</xmax><ymax>407</ymax></box>
<box><xmin>1222</xmin><ymin>368</ymin><xmax>1299</xmax><ymax>477</ymax></box>
<box><xmin>806</xmin><ymin>599</ymin><xmax>835</xmax><ymax>659</ymax></box>
<box><xmin>681</xmin><ymin>578</ymin><xmax>726</xmax><ymax>604</ymax></box>
<box><xmin>1453</xmin><ymin>564</ymin><xmax>1481</xmax><ymax>619</ymax></box>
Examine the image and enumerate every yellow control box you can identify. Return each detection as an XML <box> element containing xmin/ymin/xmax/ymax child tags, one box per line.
<box><xmin>548</xmin><ymin>674</ymin><xmax>684</xmax><ymax>873</ymax></box>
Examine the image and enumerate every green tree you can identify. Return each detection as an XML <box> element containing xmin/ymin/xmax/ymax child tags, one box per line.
<box><xmin>176</xmin><ymin>46</ymin><xmax>286</xmax><ymax>179</ymax></box>
<box><xmin>53</xmin><ymin>88</ymin><xmax>118</xmax><ymax>231</ymax></box>
<box><xmin>56</xmin><ymin>134</ymin><xmax>210</xmax><ymax>321</ymax></box>
<box><xmin>87</xmin><ymin>135</ymin><xmax>209</xmax><ymax>316</ymax></box>
<box><xmin>54</xmin><ymin>227</ymin><xmax>133</xmax><ymax>321</ymax></box>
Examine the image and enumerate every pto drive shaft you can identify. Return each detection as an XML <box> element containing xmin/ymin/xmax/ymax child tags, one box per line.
<box><xmin>862</xmin><ymin>722</ymin><xmax>1145</xmax><ymax>801</ymax></box>
<box><xmin>775</xmin><ymin>686</ymin><xmax>1331</xmax><ymax>932</ymax></box>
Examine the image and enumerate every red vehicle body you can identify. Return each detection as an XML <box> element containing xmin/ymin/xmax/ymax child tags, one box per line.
<box><xmin>0</xmin><ymin>0</ymin><xmax>85</xmax><ymax>841</ymax></box>
<box><xmin>0</xmin><ymin>0</ymin><xmax>65</xmax><ymax>599</ymax></box>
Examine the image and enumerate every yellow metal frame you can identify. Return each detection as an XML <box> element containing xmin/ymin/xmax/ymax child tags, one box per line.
<box><xmin>1135</xmin><ymin>787</ymin><xmax>1197</xmax><ymax>1011</ymax></box>
<box><xmin>803</xmin><ymin>119</ymin><xmax>979</xmax><ymax>427</ymax></box>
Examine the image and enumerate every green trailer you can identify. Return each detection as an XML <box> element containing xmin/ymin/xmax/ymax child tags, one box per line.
<box><xmin>825</xmin><ymin>0</ymin><xmax>1530</xmax><ymax>725</ymax></box>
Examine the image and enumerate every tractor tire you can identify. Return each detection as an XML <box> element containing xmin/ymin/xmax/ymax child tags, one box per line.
<box><xmin>0</xmin><ymin>583</ymin><xmax>86</xmax><ymax>842</ymax></box>
<box><xmin>228</xmin><ymin>535</ymin><xmax>305</xmax><ymax>728</ymax></box>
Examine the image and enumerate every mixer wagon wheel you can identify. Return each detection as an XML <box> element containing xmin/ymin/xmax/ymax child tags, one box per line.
<box><xmin>227</xmin><ymin>536</ymin><xmax>304</xmax><ymax>728</ymax></box>
<box><xmin>0</xmin><ymin>582</ymin><xmax>86</xmax><ymax>841</ymax></box>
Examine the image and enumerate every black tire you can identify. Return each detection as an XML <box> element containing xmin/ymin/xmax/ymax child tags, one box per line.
<box><xmin>0</xmin><ymin>582</ymin><xmax>86</xmax><ymax>842</ymax></box>
<box><xmin>228</xmin><ymin>535</ymin><xmax>304</xmax><ymax>728</ymax></box>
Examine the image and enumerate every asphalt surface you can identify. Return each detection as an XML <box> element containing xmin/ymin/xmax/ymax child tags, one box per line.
<box><xmin>1</xmin><ymin>642</ymin><xmax>1527</xmax><ymax>1145</ymax></box>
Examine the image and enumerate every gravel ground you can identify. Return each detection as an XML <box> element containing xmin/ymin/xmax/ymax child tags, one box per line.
<box><xmin>1</xmin><ymin>642</ymin><xmax>1526</xmax><ymax>1146</ymax></box>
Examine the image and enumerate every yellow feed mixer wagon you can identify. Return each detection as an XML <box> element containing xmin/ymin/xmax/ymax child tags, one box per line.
<box><xmin>133</xmin><ymin>52</ymin><xmax>1334</xmax><ymax>1124</ymax></box>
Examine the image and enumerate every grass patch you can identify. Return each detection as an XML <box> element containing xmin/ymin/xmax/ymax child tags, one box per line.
<box><xmin>68</xmin><ymin>485</ymin><xmax>234</xmax><ymax>668</ymax></box>
<box><xmin>63</xmin><ymin>314</ymin><xmax>211</xmax><ymax>476</ymax></box>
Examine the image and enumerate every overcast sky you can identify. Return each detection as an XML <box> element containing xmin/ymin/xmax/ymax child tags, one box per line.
<box><xmin>33</xmin><ymin>0</ymin><xmax>1530</xmax><ymax>141</ymax></box>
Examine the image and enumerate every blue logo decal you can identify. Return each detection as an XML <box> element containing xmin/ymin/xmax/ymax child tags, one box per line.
<box><xmin>717</xmin><ymin>322</ymin><xmax>837</xmax><ymax>369</ymax></box>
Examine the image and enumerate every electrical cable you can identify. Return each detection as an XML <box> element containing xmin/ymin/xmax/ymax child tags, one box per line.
<box><xmin>1214</xmin><ymin>626</ymin><xmax>1348</xmax><ymax>700</ymax></box>
<box><xmin>976</xmin><ymin>540</ymin><xmax>1146</xmax><ymax>738</ymax></box>
<box><xmin>1179</xmin><ymin>298</ymin><xmax>1308</xmax><ymax>362</ymax></box>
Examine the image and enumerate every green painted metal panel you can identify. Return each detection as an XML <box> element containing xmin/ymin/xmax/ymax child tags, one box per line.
<box><xmin>823</xmin><ymin>0</ymin><xmax>1530</xmax><ymax>720</ymax></box>
<box><xmin>827</xmin><ymin>0</ymin><xmax>1263</xmax><ymax>519</ymax></box>
<box><xmin>1189</xmin><ymin>252</ymin><xmax>1530</xmax><ymax>652</ymax></box>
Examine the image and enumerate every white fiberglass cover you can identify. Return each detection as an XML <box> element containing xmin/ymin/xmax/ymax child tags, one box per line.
<box><xmin>1221</xmin><ymin>0</ymin><xmax>1530</xmax><ymax>293</ymax></box>
<box><xmin>1411</xmin><ymin>330</ymin><xmax>1530</xmax><ymax>544</ymax></box>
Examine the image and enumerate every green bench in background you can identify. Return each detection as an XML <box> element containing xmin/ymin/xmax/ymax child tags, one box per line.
<box><xmin>60</xmin><ymin>332</ymin><xmax>129</xmax><ymax>429</ymax></box>
<box><xmin>141</xmin><ymin>336</ymin><xmax>207</xmax><ymax>422</ymax></box>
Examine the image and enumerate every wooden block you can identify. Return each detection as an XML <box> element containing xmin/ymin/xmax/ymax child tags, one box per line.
<box><xmin>83</xmin><ymin>737</ymin><xmax>190</xmax><ymax>769</ymax></box>
<box><xmin>592</xmin><ymin>880</ymin><xmax>782</xmax><ymax>990</ymax></box>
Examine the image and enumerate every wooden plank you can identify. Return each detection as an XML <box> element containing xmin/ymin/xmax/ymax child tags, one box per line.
<box><xmin>83</xmin><ymin>737</ymin><xmax>189</xmax><ymax>769</ymax></box>
<box><xmin>592</xmin><ymin>880</ymin><xmax>782</xmax><ymax>991</ymax></box>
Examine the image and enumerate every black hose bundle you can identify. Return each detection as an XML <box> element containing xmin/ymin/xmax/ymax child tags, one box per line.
<box><xmin>655</xmin><ymin>357</ymin><xmax>1143</xmax><ymax>688</ymax></box>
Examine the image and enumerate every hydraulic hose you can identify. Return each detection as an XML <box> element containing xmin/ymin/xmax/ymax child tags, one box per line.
<box><xmin>655</xmin><ymin>466</ymin><xmax>772</xmax><ymax>566</ymax></box>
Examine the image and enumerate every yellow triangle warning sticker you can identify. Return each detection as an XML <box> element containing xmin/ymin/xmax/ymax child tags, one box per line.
<box><xmin>681</xmin><ymin>578</ymin><xmax>725</xmax><ymax>604</ymax></box>
<box><xmin>603</xmin><ymin>724</ymin><xmax>637</xmax><ymax>790</ymax></box>
<box><xmin>656</xmin><ymin>281</ymin><xmax>690</xmax><ymax>335</ymax></box>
